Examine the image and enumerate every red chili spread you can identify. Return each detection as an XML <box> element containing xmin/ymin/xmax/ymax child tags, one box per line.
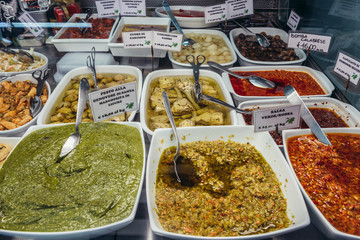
<box><xmin>59</xmin><ymin>17</ymin><xmax>115</xmax><ymax>39</ymax></box>
<box><xmin>287</xmin><ymin>133</ymin><xmax>360</xmax><ymax>236</ymax></box>
<box><xmin>230</xmin><ymin>70</ymin><xmax>325</xmax><ymax>96</ymax></box>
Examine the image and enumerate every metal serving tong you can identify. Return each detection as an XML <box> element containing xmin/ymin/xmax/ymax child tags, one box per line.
<box><xmin>86</xmin><ymin>47</ymin><xmax>98</xmax><ymax>90</ymax></box>
<box><xmin>186</xmin><ymin>55</ymin><xmax>205</xmax><ymax>102</ymax></box>
<box><xmin>78</xmin><ymin>9</ymin><xmax>93</xmax><ymax>35</ymax></box>
<box><xmin>0</xmin><ymin>47</ymin><xmax>34</xmax><ymax>63</ymax></box>
<box><xmin>30</xmin><ymin>69</ymin><xmax>52</xmax><ymax>117</ymax></box>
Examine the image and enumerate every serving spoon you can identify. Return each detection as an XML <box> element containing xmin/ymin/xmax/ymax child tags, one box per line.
<box><xmin>207</xmin><ymin>61</ymin><xmax>276</xmax><ymax>89</ymax></box>
<box><xmin>162</xmin><ymin>0</ymin><xmax>196</xmax><ymax>46</ymax></box>
<box><xmin>59</xmin><ymin>78</ymin><xmax>90</xmax><ymax>158</ymax></box>
<box><xmin>162</xmin><ymin>91</ymin><xmax>196</xmax><ymax>187</ymax></box>
<box><xmin>232</xmin><ymin>19</ymin><xmax>270</xmax><ymax>48</ymax></box>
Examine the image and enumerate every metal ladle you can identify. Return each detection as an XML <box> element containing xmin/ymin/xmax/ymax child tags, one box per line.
<box><xmin>59</xmin><ymin>78</ymin><xmax>90</xmax><ymax>158</ymax></box>
<box><xmin>207</xmin><ymin>61</ymin><xmax>276</xmax><ymax>89</ymax></box>
<box><xmin>162</xmin><ymin>91</ymin><xmax>196</xmax><ymax>187</ymax></box>
<box><xmin>162</xmin><ymin>0</ymin><xmax>196</xmax><ymax>47</ymax></box>
<box><xmin>233</xmin><ymin>19</ymin><xmax>270</xmax><ymax>48</ymax></box>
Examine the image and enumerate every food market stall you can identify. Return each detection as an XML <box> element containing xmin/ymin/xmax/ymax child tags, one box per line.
<box><xmin>0</xmin><ymin>0</ymin><xmax>359</xmax><ymax>239</ymax></box>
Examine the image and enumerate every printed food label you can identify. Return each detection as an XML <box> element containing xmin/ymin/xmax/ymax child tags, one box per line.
<box><xmin>204</xmin><ymin>4</ymin><xmax>227</xmax><ymax>23</ymax></box>
<box><xmin>18</xmin><ymin>12</ymin><xmax>44</xmax><ymax>37</ymax></box>
<box><xmin>253</xmin><ymin>105</ymin><xmax>301</xmax><ymax>132</ymax></box>
<box><xmin>287</xmin><ymin>10</ymin><xmax>300</xmax><ymax>30</ymax></box>
<box><xmin>122</xmin><ymin>31</ymin><xmax>152</xmax><ymax>48</ymax></box>
<box><xmin>95</xmin><ymin>0</ymin><xmax>120</xmax><ymax>17</ymax></box>
<box><xmin>333</xmin><ymin>51</ymin><xmax>360</xmax><ymax>85</ymax></box>
<box><xmin>120</xmin><ymin>0</ymin><xmax>146</xmax><ymax>16</ymax></box>
<box><xmin>287</xmin><ymin>32</ymin><xmax>332</xmax><ymax>53</ymax></box>
<box><xmin>226</xmin><ymin>0</ymin><xmax>253</xmax><ymax>19</ymax></box>
<box><xmin>153</xmin><ymin>31</ymin><xmax>182</xmax><ymax>52</ymax></box>
<box><xmin>88</xmin><ymin>81</ymin><xmax>138</xmax><ymax>122</ymax></box>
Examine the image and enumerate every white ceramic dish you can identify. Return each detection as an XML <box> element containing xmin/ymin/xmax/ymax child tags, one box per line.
<box><xmin>37</xmin><ymin>65</ymin><xmax>142</xmax><ymax>125</ymax></box>
<box><xmin>0</xmin><ymin>122</ymin><xmax>146</xmax><ymax>240</ymax></box>
<box><xmin>0</xmin><ymin>74</ymin><xmax>51</xmax><ymax>136</ymax></box>
<box><xmin>146</xmin><ymin>125</ymin><xmax>310</xmax><ymax>239</ymax></box>
<box><xmin>237</xmin><ymin>97</ymin><xmax>360</xmax><ymax>127</ymax></box>
<box><xmin>140</xmin><ymin>69</ymin><xmax>238</xmax><ymax>136</ymax></box>
<box><xmin>108</xmin><ymin>17</ymin><xmax>171</xmax><ymax>58</ymax></box>
<box><xmin>168</xmin><ymin>29</ymin><xmax>237</xmax><ymax>69</ymax></box>
<box><xmin>52</xmin><ymin>14</ymin><xmax>119</xmax><ymax>52</ymax></box>
<box><xmin>222</xmin><ymin>65</ymin><xmax>335</xmax><ymax>103</ymax></box>
<box><xmin>229</xmin><ymin>27</ymin><xmax>306</xmax><ymax>66</ymax></box>
<box><xmin>0</xmin><ymin>50</ymin><xmax>48</xmax><ymax>77</ymax></box>
<box><xmin>154</xmin><ymin>5</ymin><xmax>218</xmax><ymax>28</ymax></box>
<box><xmin>282</xmin><ymin>128</ymin><xmax>360</xmax><ymax>240</ymax></box>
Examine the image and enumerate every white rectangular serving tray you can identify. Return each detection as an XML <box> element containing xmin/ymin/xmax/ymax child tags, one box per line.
<box><xmin>222</xmin><ymin>65</ymin><xmax>335</xmax><ymax>103</ymax></box>
<box><xmin>52</xmin><ymin>14</ymin><xmax>119</xmax><ymax>52</ymax></box>
<box><xmin>108</xmin><ymin>17</ymin><xmax>171</xmax><ymax>58</ymax></box>
<box><xmin>37</xmin><ymin>65</ymin><xmax>142</xmax><ymax>125</ymax></box>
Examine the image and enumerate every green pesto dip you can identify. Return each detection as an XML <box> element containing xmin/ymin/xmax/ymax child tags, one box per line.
<box><xmin>0</xmin><ymin>122</ymin><xmax>143</xmax><ymax>232</ymax></box>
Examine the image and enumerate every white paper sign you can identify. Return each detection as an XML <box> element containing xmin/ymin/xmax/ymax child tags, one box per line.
<box><xmin>329</xmin><ymin>0</ymin><xmax>360</xmax><ymax>21</ymax></box>
<box><xmin>204</xmin><ymin>4</ymin><xmax>227</xmax><ymax>24</ymax></box>
<box><xmin>88</xmin><ymin>82</ymin><xmax>138</xmax><ymax>122</ymax></box>
<box><xmin>287</xmin><ymin>32</ymin><xmax>332</xmax><ymax>53</ymax></box>
<box><xmin>18</xmin><ymin>12</ymin><xmax>44</xmax><ymax>37</ymax></box>
<box><xmin>333</xmin><ymin>51</ymin><xmax>360</xmax><ymax>85</ymax></box>
<box><xmin>95</xmin><ymin>0</ymin><xmax>120</xmax><ymax>17</ymax></box>
<box><xmin>225</xmin><ymin>0</ymin><xmax>253</xmax><ymax>19</ymax></box>
<box><xmin>253</xmin><ymin>105</ymin><xmax>301</xmax><ymax>132</ymax></box>
<box><xmin>153</xmin><ymin>31</ymin><xmax>182</xmax><ymax>51</ymax></box>
<box><xmin>122</xmin><ymin>31</ymin><xmax>152</xmax><ymax>48</ymax></box>
<box><xmin>287</xmin><ymin>10</ymin><xmax>300</xmax><ymax>30</ymax></box>
<box><xmin>120</xmin><ymin>0</ymin><xmax>146</xmax><ymax>16</ymax></box>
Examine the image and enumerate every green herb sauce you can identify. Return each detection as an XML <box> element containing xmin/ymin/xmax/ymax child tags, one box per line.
<box><xmin>0</xmin><ymin>122</ymin><xmax>143</xmax><ymax>232</ymax></box>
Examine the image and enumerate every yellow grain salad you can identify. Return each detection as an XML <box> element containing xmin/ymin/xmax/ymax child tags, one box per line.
<box><xmin>155</xmin><ymin>140</ymin><xmax>290</xmax><ymax>237</ymax></box>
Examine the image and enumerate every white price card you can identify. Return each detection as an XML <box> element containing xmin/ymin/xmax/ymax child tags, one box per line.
<box><xmin>153</xmin><ymin>31</ymin><xmax>182</xmax><ymax>52</ymax></box>
<box><xmin>18</xmin><ymin>12</ymin><xmax>44</xmax><ymax>37</ymax></box>
<box><xmin>204</xmin><ymin>4</ymin><xmax>227</xmax><ymax>24</ymax></box>
<box><xmin>88</xmin><ymin>81</ymin><xmax>138</xmax><ymax>122</ymax></box>
<box><xmin>95</xmin><ymin>0</ymin><xmax>120</xmax><ymax>17</ymax></box>
<box><xmin>122</xmin><ymin>31</ymin><xmax>152</xmax><ymax>48</ymax></box>
<box><xmin>120</xmin><ymin>0</ymin><xmax>146</xmax><ymax>16</ymax></box>
<box><xmin>253</xmin><ymin>105</ymin><xmax>301</xmax><ymax>132</ymax></box>
<box><xmin>287</xmin><ymin>10</ymin><xmax>300</xmax><ymax>30</ymax></box>
<box><xmin>287</xmin><ymin>32</ymin><xmax>332</xmax><ymax>53</ymax></box>
<box><xmin>225</xmin><ymin>0</ymin><xmax>253</xmax><ymax>19</ymax></box>
<box><xmin>333</xmin><ymin>51</ymin><xmax>360</xmax><ymax>85</ymax></box>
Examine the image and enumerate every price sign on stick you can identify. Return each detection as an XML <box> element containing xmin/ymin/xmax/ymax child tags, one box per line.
<box><xmin>18</xmin><ymin>12</ymin><xmax>44</xmax><ymax>37</ymax></box>
<box><xmin>204</xmin><ymin>4</ymin><xmax>227</xmax><ymax>23</ymax></box>
<box><xmin>120</xmin><ymin>0</ymin><xmax>146</xmax><ymax>16</ymax></box>
<box><xmin>225</xmin><ymin>0</ymin><xmax>253</xmax><ymax>20</ymax></box>
<box><xmin>153</xmin><ymin>32</ymin><xmax>182</xmax><ymax>52</ymax></box>
<box><xmin>122</xmin><ymin>31</ymin><xmax>152</xmax><ymax>49</ymax></box>
<box><xmin>287</xmin><ymin>32</ymin><xmax>332</xmax><ymax>53</ymax></box>
<box><xmin>333</xmin><ymin>51</ymin><xmax>360</xmax><ymax>85</ymax></box>
<box><xmin>95</xmin><ymin>0</ymin><xmax>120</xmax><ymax>17</ymax></box>
<box><xmin>287</xmin><ymin>10</ymin><xmax>300</xmax><ymax>30</ymax></box>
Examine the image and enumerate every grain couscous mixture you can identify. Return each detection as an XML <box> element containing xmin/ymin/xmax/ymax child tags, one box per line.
<box><xmin>156</xmin><ymin>140</ymin><xmax>290</xmax><ymax>237</ymax></box>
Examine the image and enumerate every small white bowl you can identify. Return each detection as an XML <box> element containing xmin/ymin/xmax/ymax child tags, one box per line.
<box><xmin>37</xmin><ymin>65</ymin><xmax>142</xmax><ymax>125</ymax></box>
<box><xmin>282</xmin><ymin>128</ymin><xmax>360</xmax><ymax>240</ymax></box>
<box><xmin>155</xmin><ymin>6</ymin><xmax>218</xmax><ymax>28</ymax></box>
<box><xmin>108</xmin><ymin>17</ymin><xmax>171</xmax><ymax>58</ymax></box>
<box><xmin>0</xmin><ymin>74</ymin><xmax>51</xmax><ymax>136</ymax></box>
<box><xmin>168</xmin><ymin>29</ymin><xmax>237</xmax><ymax>69</ymax></box>
<box><xmin>140</xmin><ymin>69</ymin><xmax>238</xmax><ymax>137</ymax></box>
<box><xmin>0</xmin><ymin>50</ymin><xmax>48</xmax><ymax>77</ymax></box>
<box><xmin>0</xmin><ymin>122</ymin><xmax>146</xmax><ymax>240</ymax></box>
<box><xmin>146</xmin><ymin>125</ymin><xmax>310</xmax><ymax>239</ymax></box>
<box><xmin>222</xmin><ymin>65</ymin><xmax>335</xmax><ymax>103</ymax></box>
<box><xmin>229</xmin><ymin>27</ymin><xmax>306</xmax><ymax>66</ymax></box>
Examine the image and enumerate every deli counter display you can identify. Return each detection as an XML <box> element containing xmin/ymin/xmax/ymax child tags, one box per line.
<box><xmin>0</xmin><ymin>0</ymin><xmax>359</xmax><ymax>239</ymax></box>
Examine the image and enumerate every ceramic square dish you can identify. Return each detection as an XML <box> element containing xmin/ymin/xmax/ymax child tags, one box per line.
<box><xmin>0</xmin><ymin>122</ymin><xmax>146</xmax><ymax>240</ymax></box>
<box><xmin>37</xmin><ymin>65</ymin><xmax>142</xmax><ymax>125</ymax></box>
<box><xmin>168</xmin><ymin>29</ymin><xmax>237</xmax><ymax>69</ymax></box>
<box><xmin>229</xmin><ymin>27</ymin><xmax>306</xmax><ymax>66</ymax></box>
<box><xmin>139</xmin><ymin>69</ymin><xmax>238</xmax><ymax>137</ymax></box>
<box><xmin>146</xmin><ymin>125</ymin><xmax>310</xmax><ymax>240</ymax></box>
<box><xmin>108</xmin><ymin>17</ymin><xmax>171</xmax><ymax>57</ymax></box>
<box><xmin>222</xmin><ymin>65</ymin><xmax>335</xmax><ymax>103</ymax></box>
<box><xmin>282</xmin><ymin>128</ymin><xmax>360</xmax><ymax>240</ymax></box>
<box><xmin>52</xmin><ymin>14</ymin><xmax>119</xmax><ymax>52</ymax></box>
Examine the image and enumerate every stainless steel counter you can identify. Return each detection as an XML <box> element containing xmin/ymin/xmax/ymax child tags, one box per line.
<box><xmin>0</xmin><ymin>44</ymin><xmax>332</xmax><ymax>240</ymax></box>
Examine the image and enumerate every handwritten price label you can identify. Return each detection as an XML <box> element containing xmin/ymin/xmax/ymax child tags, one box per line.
<box><xmin>287</xmin><ymin>32</ymin><xmax>332</xmax><ymax>53</ymax></box>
